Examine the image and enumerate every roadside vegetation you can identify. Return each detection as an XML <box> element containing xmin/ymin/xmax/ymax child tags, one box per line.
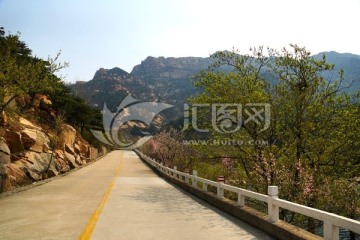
<box><xmin>141</xmin><ymin>45</ymin><xmax>360</xmax><ymax>238</ymax></box>
<box><xmin>0</xmin><ymin>27</ymin><xmax>102</xmax><ymax>145</ymax></box>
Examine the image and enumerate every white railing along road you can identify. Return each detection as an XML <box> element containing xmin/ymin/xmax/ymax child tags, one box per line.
<box><xmin>135</xmin><ymin>150</ymin><xmax>360</xmax><ymax>240</ymax></box>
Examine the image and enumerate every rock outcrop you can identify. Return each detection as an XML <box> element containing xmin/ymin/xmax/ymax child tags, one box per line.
<box><xmin>0</xmin><ymin>138</ymin><xmax>11</xmax><ymax>192</ymax></box>
<box><xmin>0</xmin><ymin>116</ymin><xmax>104</xmax><ymax>193</ymax></box>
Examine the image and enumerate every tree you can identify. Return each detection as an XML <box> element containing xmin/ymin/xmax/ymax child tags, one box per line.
<box><xmin>141</xmin><ymin>128</ymin><xmax>196</xmax><ymax>171</ymax></box>
<box><xmin>189</xmin><ymin>45</ymin><xmax>360</xmax><ymax>234</ymax></box>
<box><xmin>0</xmin><ymin>27</ymin><xmax>67</xmax><ymax>112</ymax></box>
<box><xmin>49</xmin><ymin>84</ymin><xmax>102</xmax><ymax>134</ymax></box>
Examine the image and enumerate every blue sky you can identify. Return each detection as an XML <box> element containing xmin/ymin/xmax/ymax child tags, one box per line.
<box><xmin>1</xmin><ymin>0</ymin><xmax>359</xmax><ymax>82</ymax></box>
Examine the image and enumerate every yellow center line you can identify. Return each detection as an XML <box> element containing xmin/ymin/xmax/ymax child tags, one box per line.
<box><xmin>79</xmin><ymin>153</ymin><xmax>124</xmax><ymax>240</ymax></box>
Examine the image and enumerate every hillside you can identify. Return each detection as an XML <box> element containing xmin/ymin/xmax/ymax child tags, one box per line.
<box><xmin>0</xmin><ymin>28</ymin><xmax>107</xmax><ymax>193</ymax></box>
<box><xmin>0</xmin><ymin>98</ymin><xmax>107</xmax><ymax>193</ymax></box>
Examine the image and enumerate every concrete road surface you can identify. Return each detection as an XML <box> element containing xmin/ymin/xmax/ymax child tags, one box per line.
<box><xmin>0</xmin><ymin>150</ymin><xmax>273</xmax><ymax>240</ymax></box>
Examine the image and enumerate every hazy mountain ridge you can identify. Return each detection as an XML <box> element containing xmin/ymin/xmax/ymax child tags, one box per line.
<box><xmin>70</xmin><ymin>56</ymin><xmax>214</xmax><ymax>110</ymax></box>
<box><xmin>314</xmin><ymin>51</ymin><xmax>360</xmax><ymax>92</ymax></box>
<box><xmin>70</xmin><ymin>51</ymin><xmax>360</xmax><ymax>111</ymax></box>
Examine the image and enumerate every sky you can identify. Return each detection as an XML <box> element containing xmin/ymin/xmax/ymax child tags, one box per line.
<box><xmin>1</xmin><ymin>0</ymin><xmax>360</xmax><ymax>83</ymax></box>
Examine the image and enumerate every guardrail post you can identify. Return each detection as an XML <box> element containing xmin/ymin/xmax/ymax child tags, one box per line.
<box><xmin>324</xmin><ymin>220</ymin><xmax>339</xmax><ymax>240</ymax></box>
<box><xmin>192</xmin><ymin>170</ymin><xmax>198</xmax><ymax>187</ymax></box>
<box><xmin>185</xmin><ymin>172</ymin><xmax>190</xmax><ymax>184</ymax></box>
<box><xmin>203</xmin><ymin>183</ymin><xmax>208</xmax><ymax>191</ymax></box>
<box><xmin>237</xmin><ymin>192</ymin><xmax>245</xmax><ymax>207</ymax></box>
<box><xmin>157</xmin><ymin>162</ymin><xmax>160</xmax><ymax>171</ymax></box>
<box><xmin>173</xmin><ymin>166</ymin><xmax>177</xmax><ymax>179</ymax></box>
<box><xmin>268</xmin><ymin>186</ymin><xmax>279</xmax><ymax>223</ymax></box>
<box><xmin>217</xmin><ymin>176</ymin><xmax>224</xmax><ymax>198</ymax></box>
<box><xmin>217</xmin><ymin>183</ymin><xmax>224</xmax><ymax>198</ymax></box>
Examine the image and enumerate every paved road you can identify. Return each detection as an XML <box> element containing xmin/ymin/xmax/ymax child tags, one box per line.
<box><xmin>0</xmin><ymin>150</ymin><xmax>273</xmax><ymax>240</ymax></box>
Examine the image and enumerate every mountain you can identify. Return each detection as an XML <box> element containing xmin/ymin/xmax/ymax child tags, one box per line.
<box><xmin>71</xmin><ymin>67</ymin><xmax>157</xmax><ymax>111</ymax></box>
<box><xmin>70</xmin><ymin>56</ymin><xmax>214</xmax><ymax>111</ymax></box>
<box><xmin>70</xmin><ymin>51</ymin><xmax>360</xmax><ymax>111</ymax></box>
<box><xmin>131</xmin><ymin>56</ymin><xmax>213</xmax><ymax>104</ymax></box>
<box><xmin>313</xmin><ymin>51</ymin><xmax>360</xmax><ymax>92</ymax></box>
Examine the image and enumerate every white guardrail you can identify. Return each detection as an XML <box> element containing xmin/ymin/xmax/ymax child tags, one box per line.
<box><xmin>135</xmin><ymin>150</ymin><xmax>360</xmax><ymax>240</ymax></box>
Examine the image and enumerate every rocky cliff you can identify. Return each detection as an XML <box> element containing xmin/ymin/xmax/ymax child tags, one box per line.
<box><xmin>70</xmin><ymin>56</ymin><xmax>213</xmax><ymax>111</ymax></box>
<box><xmin>130</xmin><ymin>56</ymin><xmax>212</xmax><ymax>105</ymax></box>
<box><xmin>70</xmin><ymin>52</ymin><xmax>360</xmax><ymax>112</ymax></box>
<box><xmin>71</xmin><ymin>67</ymin><xmax>157</xmax><ymax>111</ymax></box>
<box><xmin>0</xmin><ymin>113</ymin><xmax>103</xmax><ymax>193</ymax></box>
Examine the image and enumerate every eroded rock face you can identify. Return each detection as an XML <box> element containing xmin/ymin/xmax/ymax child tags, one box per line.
<box><xmin>1</xmin><ymin>117</ymin><xmax>103</xmax><ymax>192</ymax></box>
<box><xmin>19</xmin><ymin>117</ymin><xmax>41</xmax><ymax>130</ymax></box>
<box><xmin>0</xmin><ymin>139</ymin><xmax>11</xmax><ymax>191</ymax></box>
<box><xmin>0</xmin><ymin>138</ymin><xmax>10</xmax><ymax>155</ymax></box>
<box><xmin>20</xmin><ymin>129</ymin><xmax>37</xmax><ymax>149</ymax></box>
<box><xmin>59</xmin><ymin>124</ymin><xmax>76</xmax><ymax>147</ymax></box>
<box><xmin>5</xmin><ymin>131</ymin><xmax>24</xmax><ymax>154</ymax></box>
<box><xmin>0</xmin><ymin>138</ymin><xmax>10</xmax><ymax>186</ymax></box>
<box><xmin>7</xmin><ymin>163</ymin><xmax>29</xmax><ymax>186</ymax></box>
<box><xmin>64</xmin><ymin>152</ymin><xmax>78</xmax><ymax>169</ymax></box>
<box><xmin>0</xmin><ymin>152</ymin><xmax>10</xmax><ymax>174</ymax></box>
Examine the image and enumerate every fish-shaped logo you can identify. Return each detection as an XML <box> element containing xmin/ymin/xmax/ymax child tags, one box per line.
<box><xmin>90</xmin><ymin>95</ymin><xmax>173</xmax><ymax>149</ymax></box>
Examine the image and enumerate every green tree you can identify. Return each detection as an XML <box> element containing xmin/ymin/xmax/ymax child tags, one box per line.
<box><xmin>0</xmin><ymin>27</ymin><xmax>67</xmax><ymax>112</ymax></box>
<box><xmin>49</xmin><ymin>84</ymin><xmax>102</xmax><ymax>134</ymax></box>
<box><xmin>189</xmin><ymin>45</ymin><xmax>360</xmax><ymax>233</ymax></box>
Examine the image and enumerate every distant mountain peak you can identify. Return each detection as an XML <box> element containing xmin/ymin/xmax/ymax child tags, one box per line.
<box><xmin>314</xmin><ymin>51</ymin><xmax>360</xmax><ymax>60</ymax></box>
<box><xmin>93</xmin><ymin>67</ymin><xmax>129</xmax><ymax>79</ymax></box>
<box><xmin>71</xmin><ymin>51</ymin><xmax>360</xmax><ymax>112</ymax></box>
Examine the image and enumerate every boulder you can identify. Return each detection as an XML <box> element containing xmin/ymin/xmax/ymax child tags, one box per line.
<box><xmin>74</xmin><ymin>143</ymin><xmax>81</xmax><ymax>155</ymax></box>
<box><xmin>80</xmin><ymin>144</ymin><xmax>89</xmax><ymax>157</ymax></box>
<box><xmin>59</xmin><ymin>124</ymin><xmax>76</xmax><ymax>147</ymax></box>
<box><xmin>4</xmin><ymin>130</ymin><xmax>24</xmax><ymax>153</ymax></box>
<box><xmin>65</xmin><ymin>144</ymin><xmax>75</xmax><ymax>155</ymax></box>
<box><xmin>23</xmin><ymin>152</ymin><xmax>54</xmax><ymax>174</ymax></box>
<box><xmin>0</xmin><ymin>138</ymin><xmax>10</xmax><ymax>155</ymax></box>
<box><xmin>75</xmin><ymin>155</ymin><xmax>83</xmax><ymax>166</ymax></box>
<box><xmin>55</xmin><ymin>157</ymin><xmax>70</xmax><ymax>173</ymax></box>
<box><xmin>55</xmin><ymin>150</ymin><xmax>65</xmax><ymax>160</ymax></box>
<box><xmin>9</xmin><ymin>176</ymin><xmax>16</xmax><ymax>186</ymax></box>
<box><xmin>7</xmin><ymin>163</ymin><xmax>28</xmax><ymax>186</ymax></box>
<box><xmin>30</xmin><ymin>131</ymin><xmax>50</xmax><ymax>153</ymax></box>
<box><xmin>19</xmin><ymin>117</ymin><xmax>42</xmax><ymax>131</ymax></box>
<box><xmin>89</xmin><ymin>147</ymin><xmax>98</xmax><ymax>160</ymax></box>
<box><xmin>0</xmin><ymin>174</ymin><xmax>11</xmax><ymax>192</ymax></box>
<box><xmin>46</xmin><ymin>169</ymin><xmax>57</xmax><ymax>178</ymax></box>
<box><xmin>0</xmin><ymin>139</ymin><xmax>11</xmax><ymax>175</ymax></box>
<box><xmin>21</xmin><ymin>129</ymin><xmax>37</xmax><ymax>149</ymax></box>
<box><xmin>33</xmin><ymin>93</ymin><xmax>52</xmax><ymax>109</ymax></box>
<box><xmin>0</xmin><ymin>152</ymin><xmax>10</xmax><ymax>174</ymax></box>
<box><xmin>27</xmin><ymin>170</ymin><xmax>41</xmax><ymax>181</ymax></box>
<box><xmin>64</xmin><ymin>152</ymin><xmax>78</xmax><ymax>169</ymax></box>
